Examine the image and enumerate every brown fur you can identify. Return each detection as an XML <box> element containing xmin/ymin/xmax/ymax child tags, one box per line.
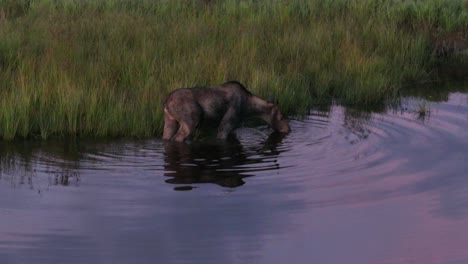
<box><xmin>163</xmin><ymin>81</ymin><xmax>290</xmax><ymax>142</ymax></box>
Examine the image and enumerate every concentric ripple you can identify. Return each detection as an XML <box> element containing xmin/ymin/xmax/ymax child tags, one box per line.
<box><xmin>1</xmin><ymin>93</ymin><xmax>467</xmax><ymax>195</ymax></box>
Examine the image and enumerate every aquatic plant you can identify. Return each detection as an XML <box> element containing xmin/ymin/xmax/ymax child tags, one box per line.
<box><xmin>418</xmin><ymin>100</ymin><xmax>429</xmax><ymax>114</ymax></box>
<box><xmin>0</xmin><ymin>0</ymin><xmax>467</xmax><ymax>140</ymax></box>
<box><xmin>416</xmin><ymin>100</ymin><xmax>431</xmax><ymax>121</ymax></box>
<box><xmin>413</xmin><ymin>99</ymin><xmax>432</xmax><ymax>123</ymax></box>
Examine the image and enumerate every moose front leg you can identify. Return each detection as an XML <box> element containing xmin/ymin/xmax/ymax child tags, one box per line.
<box><xmin>217</xmin><ymin>107</ymin><xmax>240</xmax><ymax>140</ymax></box>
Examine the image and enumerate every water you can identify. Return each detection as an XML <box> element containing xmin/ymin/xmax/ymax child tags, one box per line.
<box><xmin>1</xmin><ymin>88</ymin><xmax>468</xmax><ymax>264</ymax></box>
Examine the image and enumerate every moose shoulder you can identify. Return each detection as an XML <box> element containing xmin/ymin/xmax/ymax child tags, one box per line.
<box><xmin>163</xmin><ymin>81</ymin><xmax>290</xmax><ymax>142</ymax></box>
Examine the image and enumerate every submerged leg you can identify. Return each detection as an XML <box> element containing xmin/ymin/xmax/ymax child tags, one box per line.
<box><xmin>172</xmin><ymin>124</ymin><xmax>190</xmax><ymax>142</ymax></box>
<box><xmin>217</xmin><ymin>107</ymin><xmax>240</xmax><ymax>140</ymax></box>
<box><xmin>172</xmin><ymin>103</ymin><xmax>202</xmax><ymax>142</ymax></box>
<box><xmin>173</xmin><ymin>120</ymin><xmax>197</xmax><ymax>142</ymax></box>
<box><xmin>163</xmin><ymin>109</ymin><xmax>179</xmax><ymax>140</ymax></box>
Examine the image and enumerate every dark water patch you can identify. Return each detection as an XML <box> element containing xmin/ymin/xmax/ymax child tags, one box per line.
<box><xmin>1</xmin><ymin>91</ymin><xmax>468</xmax><ymax>264</ymax></box>
<box><xmin>173</xmin><ymin>186</ymin><xmax>197</xmax><ymax>191</ymax></box>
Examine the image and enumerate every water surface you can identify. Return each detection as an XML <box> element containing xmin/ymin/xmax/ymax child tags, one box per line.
<box><xmin>1</xmin><ymin>87</ymin><xmax>468</xmax><ymax>264</ymax></box>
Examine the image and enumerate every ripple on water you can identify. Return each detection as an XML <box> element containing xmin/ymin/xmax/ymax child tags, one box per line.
<box><xmin>0</xmin><ymin>93</ymin><xmax>467</xmax><ymax>195</ymax></box>
<box><xmin>252</xmin><ymin>94</ymin><xmax>468</xmax><ymax>210</ymax></box>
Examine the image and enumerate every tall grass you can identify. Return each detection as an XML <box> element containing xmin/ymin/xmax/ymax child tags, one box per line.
<box><xmin>0</xmin><ymin>0</ymin><xmax>467</xmax><ymax>140</ymax></box>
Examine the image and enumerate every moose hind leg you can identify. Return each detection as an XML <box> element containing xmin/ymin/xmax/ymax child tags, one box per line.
<box><xmin>163</xmin><ymin>110</ymin><xmax>179</xmax><ymax>140</ymax></box>
<box><xmin>172</xmin><ymin>105</ymin><xmax>201</xmax><ymax>142</ymax></box>
<box><xmin>217</xmin><ymin>107</ymin><xmax>239</xmax><ymax>140</ymax></box>
<box><xmin>173</xmin><ymin>121</ymin><xmax>197</xmax><ymax>142</ymax></box>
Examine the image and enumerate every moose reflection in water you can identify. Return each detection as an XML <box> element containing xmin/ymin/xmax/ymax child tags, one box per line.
<box><xmin>163</xmin><ymin>132</ymin><xmax>287</xmax><ymax>190</ymax></box>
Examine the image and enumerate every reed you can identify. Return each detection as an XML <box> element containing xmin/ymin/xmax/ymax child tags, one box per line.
<box><xmin>0</xmin><ymin>0</ymin><xmax>467</xmax><ymax>140</ymax></box>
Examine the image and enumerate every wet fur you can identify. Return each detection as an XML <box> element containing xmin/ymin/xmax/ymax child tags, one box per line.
<box><xmin>163</xmin><ymin>81</ymin><xmax>290</xmax><ymax>142</ymax></box>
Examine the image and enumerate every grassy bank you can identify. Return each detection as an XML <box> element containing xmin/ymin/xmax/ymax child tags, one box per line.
<box><xmin>0</xmin><ymin>0</ymin><xmax>467</xmax><ymax>140</ymax></box>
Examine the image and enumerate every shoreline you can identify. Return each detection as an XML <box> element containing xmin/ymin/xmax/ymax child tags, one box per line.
<box><xmin>1</xmin><ymin>0</ymin><xmax>467</xmax><ymax>140</ymax></box>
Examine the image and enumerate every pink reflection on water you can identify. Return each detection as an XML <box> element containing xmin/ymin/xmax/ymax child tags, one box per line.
<box><xmin>396</xmin><ymin>193</ymin><xmax>468</xmax><ymax>264</ymax></box>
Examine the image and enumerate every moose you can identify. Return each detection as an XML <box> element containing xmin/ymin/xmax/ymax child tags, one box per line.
<box><xmin>163</xmin><ymin>81</ymin><xmax>290</xmax><ymax>142</ymax></box>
